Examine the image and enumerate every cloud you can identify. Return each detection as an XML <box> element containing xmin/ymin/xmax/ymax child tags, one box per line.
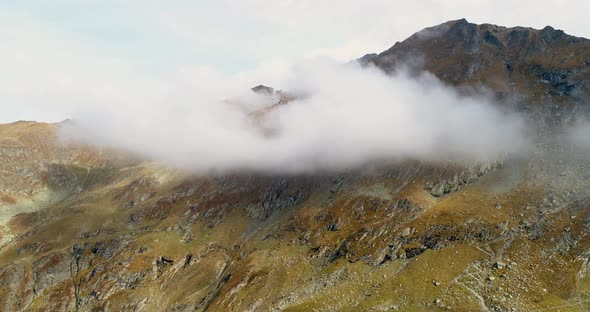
<box><xmin>223</xmin><ymin>0</ymin><xmax>590</xmax><ymax>61</ymax></box>
<box><xmin>60</xmin><ymin>59</ymin><xmax>531</xmax><ymax>173</ymax></box>
<box><xmin>567</xmin><ymin>120</ymin><xmax>590</xmax><ymax>152</ymax></box>
<box><xmin>8</xmin><ymin>1</ymin><xmax>590</xmax><ymax>173</ymax></box>
<box><xmin>3</xmin><ymin>1</ymin><xmax>590</xmax><ymax>123</ymax></box>
<box><xmin>0</xmin><ymin>9</ymin><xmax>150</xmax><ymax>123</ymax></box>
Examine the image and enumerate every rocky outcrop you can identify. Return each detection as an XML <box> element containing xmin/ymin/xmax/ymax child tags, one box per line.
<box><xmin>245</xmin><ymin>178</ymin><xmax>307</xmax><ymax>220</ymax></box>
<box><xmin>362</xmin><ymin>18</ymin><xmax>590</xmax><ymax>120</ymax></box>
<box><xmin>251</xmin><ymin>85</ymin><xmax>274</xmax><ymax>95</ymax></box>
<box><xmin>425</xmin><ymin>161</ymin><xmax>503</xmax><ymax>197</ymax></box>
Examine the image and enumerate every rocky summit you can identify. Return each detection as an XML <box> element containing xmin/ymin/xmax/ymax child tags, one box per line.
<box><xmin>2</xmin><ymin>19</ymin><xmax>590</xmax><ymax>312</ymax></box>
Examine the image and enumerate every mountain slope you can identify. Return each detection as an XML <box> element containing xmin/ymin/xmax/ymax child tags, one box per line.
<box><xmin>362</xmin><ymin>18</ymin><xmax>590</xmax><ymax>120</ymax></box>
<box><xmin>2</xmin><ymin>20</ymin><xmax>590</xmax><ymax>312</ymax></box>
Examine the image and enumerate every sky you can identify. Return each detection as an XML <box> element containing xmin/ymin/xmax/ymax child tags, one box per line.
<box><xmin>1</xmin><ymin>0</ymin><xmax>590</xmax><ymax>122</ymax></box>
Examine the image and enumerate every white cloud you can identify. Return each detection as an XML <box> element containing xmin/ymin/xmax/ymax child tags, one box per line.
<box><xmin>60</xmin><ymin>59</ymin><xmax>531</xmax><ymax>173</ymax></box>
<box><xmin>3</xmin><ymin>1</ymin><xmax>590</xmax><ymax>172</ymax></box>
<box><xmin>3</xmin><ymin>1</ymin><xmax>590</xmax><ymax>122</ymax></box>
<box><xmin>223</xmin><ymin>0</ymin><xmax>590</xmax><ymax>61</ymax></box>
<box><xmin>0</xmin><ymin>9</ymin><xmax>150</xmax><ymax>122</ymax></box>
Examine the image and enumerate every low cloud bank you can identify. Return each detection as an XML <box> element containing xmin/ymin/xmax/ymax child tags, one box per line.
<box><xmin>60</xmin><ymin>60</ymin><xmax>531</xmax><ymax>173</ymax></box>
<box><xmin>567</xmin><ymin>120</ymin><xmax>590</xmax><ymax>152</ymax></box>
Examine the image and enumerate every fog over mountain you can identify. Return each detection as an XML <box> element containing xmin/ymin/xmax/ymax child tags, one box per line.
<box><xmin>60</xmin><ymin>59</ymin><xmax>531</xmax><ymax>173</ymax></box>
<box><xmin>3</xmin><ymin>7</ymin><xmax>590</xmax><ymax>311</ymax></box>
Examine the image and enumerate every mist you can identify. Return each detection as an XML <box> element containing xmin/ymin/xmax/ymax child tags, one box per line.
<box><xmin>567</xmin><ymin>120</ymin><xmax>590</xmax><ymax>153</ymax></box>
<box><xmin>59</xmin><ymin>59</ymin><xmax>531</xmax><ymax>173</ymax></box>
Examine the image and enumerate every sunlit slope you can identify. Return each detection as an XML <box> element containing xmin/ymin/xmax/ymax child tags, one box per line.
<box><xmin>2</xmin><ymin>18</ymin><xmax>590</xmax><ymax>312</ymax></box>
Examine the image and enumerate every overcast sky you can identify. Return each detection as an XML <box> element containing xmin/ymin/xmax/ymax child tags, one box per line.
<box><xmin>1</xmin><ymin>0</ymin><xmax>589</xmax><ymax>122</ymax></box>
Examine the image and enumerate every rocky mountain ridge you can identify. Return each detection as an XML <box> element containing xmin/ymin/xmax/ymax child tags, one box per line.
<box><xmin>361</xmin><ymin>18</ymin><xmax>590</xmax><ymax>124</ymax></box>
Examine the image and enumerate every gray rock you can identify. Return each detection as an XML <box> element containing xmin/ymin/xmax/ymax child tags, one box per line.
<box><xmin>251</xmin><ymin>85</ymin><xmax>274</xmax><ymax>95</ymax></box>
<box><xmin>493</xmin><ymin>261</ymin><xmax>506</xmax><ymax>270</ymax></box>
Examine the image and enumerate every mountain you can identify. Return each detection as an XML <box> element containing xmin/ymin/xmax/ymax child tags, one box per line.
<box><xmin>362</xmin><ymin>18</ymin><xmax>590</xmax><ymax>123</ymax></box>
<box><xmin>2</xmin><ymin>20</ymin><xmax>590</xmax><ymax>312</ymax></box>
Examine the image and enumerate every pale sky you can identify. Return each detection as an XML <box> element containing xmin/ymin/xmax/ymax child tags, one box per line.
<box><xmin>1</xmin><ymin>0</ymin><xmax>589</xmax><ymax>122</ymax></box>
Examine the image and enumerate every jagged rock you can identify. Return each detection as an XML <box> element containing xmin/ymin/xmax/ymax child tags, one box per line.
<box><xmin>326</xmin><ymin>222</ymin><xmax>340</xmax><ymax>231</ymax></box>
<box><xmin>493</xmin><ymin>261</ymin><xmax>506</xmax><ymax>270</ymax></box>
<box><xmin>32</xmin><ymin>253</ymin><xmax>71</xmax><ymax>295</ymax></box>
<box><xmin>330</xmin><ymin>240</ymin><xmax>351</xmax><ymax>262</ymax></box>
<box><xmin>180</xmin><ymin>228</ymin><xmax>193</xmax><ymax>243</ymax></box>
<box><xmin>251</xmin><ymin>85</ymin><xmax>274</xmax><ymax>95</ymax></box>
<box><xmin>155</xmin><ymin>256</ymin><xmax>174</xmax><ymax>278</ymax></box>
<box><xmin>246</xmin><ymin>178</ymin><xmax>305</xmax><ymax>220</ymax></box>
<box><xmin>427</xmin><ymin>161</ymin><xmax>503</xmax><ymax>197</ymax></box>
<box><xmin>329</xmin><ymin>176</ymin><xmax>345</xmax><ymax>194</ymax></box>
<box><xmin>91</xmin><ymin>240</ymin><xmax>120</xmax><ymax>258</ymax></box>
<box><xmin>183</xmin><ymin>254</ymin><xmax>192</xmax><ymax>268</ymax></box>
<box><xmin>396</xmin><ymin>198</ymin><xmax>412</xmax><ymax>210</ymax></box>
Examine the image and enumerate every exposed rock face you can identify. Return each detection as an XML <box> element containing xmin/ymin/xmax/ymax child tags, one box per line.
<box><xmin>362</xmin><ymin>18</ymin><xmax>590</xmax><ymax>123</ymax></box>
<box><xmin>426</xmin><ymin>161</ymin><xmax>503</xmax><ymax>197</ymax></box>
<box><xmin>251</xmin><ymin>85</ymin><xmax>275</xmax><ymax>95</ymax></box>
<box><xmin>2</xmin><ymin>20</ymin><xmax>590</xmax><ymax>312</ymax></box>
<box><xmin>249</xmin><ymin>178</ymin><xmax>306</xmax><ymax>220</ymax></box>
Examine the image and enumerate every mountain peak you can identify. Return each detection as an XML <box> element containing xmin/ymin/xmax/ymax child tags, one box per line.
<box><xmin>447</xmin><ymin>17</ymin><xmax>471</xmax><ymax>29</ymax></box>
<box><xmin>251</xmin><ymin>85</ymin><xmax>275</xmax><ymax>95</ymax></box>
<box><xmin>362</xmin><ymin>20</ymin><xmax>590</xmax><ymax>117</ymax></box>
